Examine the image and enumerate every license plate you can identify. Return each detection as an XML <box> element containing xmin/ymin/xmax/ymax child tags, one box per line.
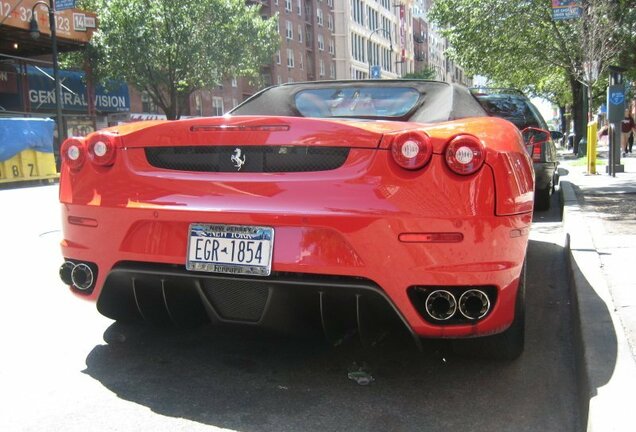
<box><xmin>186</xmin><ymin>224</ymin><xmax>274</xmax><ymax>276</ymax></box>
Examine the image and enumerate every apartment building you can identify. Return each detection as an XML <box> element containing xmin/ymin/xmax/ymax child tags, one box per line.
<box><xmin>333</xmin><ymin>0</ymin><xmax>415</xmax><ymax>79</ymax></box>
<box><xmin>412</xmin><ymin>0</ymin><xmax>471</xmax><ymax>86</ymax></box>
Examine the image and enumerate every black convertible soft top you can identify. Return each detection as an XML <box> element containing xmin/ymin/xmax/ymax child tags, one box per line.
<box><xmin>230</xmin><ymin>80</ymin><xmax>487</xmax><ymax>123</ymax></box>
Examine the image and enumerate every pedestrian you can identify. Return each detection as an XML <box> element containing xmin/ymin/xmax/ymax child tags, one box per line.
<box><xmin>620</xmin><ymin>110</ymin><xmax>636</xmax><ymax>157</ymax></box>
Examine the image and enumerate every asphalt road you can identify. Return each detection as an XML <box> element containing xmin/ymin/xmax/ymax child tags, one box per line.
<box><xmin>1</xmin><ymin>184</ymin><xmax>581</xmax><ymax>432</ymax></box>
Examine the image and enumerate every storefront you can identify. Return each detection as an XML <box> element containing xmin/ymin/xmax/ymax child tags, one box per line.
<box><xmin>1</xmin><ymin>64</ymin><xmax>129</xmax><ymax>130</ymax></box>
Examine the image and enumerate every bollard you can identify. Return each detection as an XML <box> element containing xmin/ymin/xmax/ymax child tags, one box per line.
<box><xmin>587</xmin><ymin>120</ymin><xmax>598</xmax><ymax>175</ymax></box>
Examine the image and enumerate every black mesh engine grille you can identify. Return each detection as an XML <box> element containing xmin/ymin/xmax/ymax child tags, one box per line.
<box><xmin>144</xmin><ymin>146</ymin><xmax>350</xmax><ymax>173</ymax></box>
<box><xmin>201</xmin><ymin>279</ymin><xmax>270</xmax><ymax>322</ymax></box>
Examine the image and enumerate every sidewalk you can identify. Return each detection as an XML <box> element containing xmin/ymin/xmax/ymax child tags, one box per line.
<box><xmin>559</xmin><ymin>146</ymin><xmax>636</xmax><ymax>431</ymax></box>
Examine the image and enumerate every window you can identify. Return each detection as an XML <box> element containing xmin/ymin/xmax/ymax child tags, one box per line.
<box><xmin>212</xmin><ymin>97</ymin><xmax>224</xmax><ymax>116</ymax></box>
<box><xmin>231</xmin><ymin>77</ymin><xmax>237</xmax><ymax>87</ymax></box>
<box><xmin>316</xmin><ymin>8</ymin><xmax>323</xmax><ymax>26</ymax></box>
<box><xmin>327</xmin><ymin>14</ymin><xmax>333</xmax><ymax>31</ymax></box>
<box><xmin>350</xmin><ymin>33</ymin><xmax>365</xmax><ymax>62</ymax></box>
<box><xmin>329</xmin><ymin>39</ymin><xmax>335</xmax><ymax>55</ymax></box>
<box><xmin>366</xmin><ymin>7</ymin><xmax>378</xmax><ymax>32</ymax></box>
<box><xmin>318</xmin><ymin>34</ymin><xmax>324</xmax><ymax>51</ymax></box>
<box><xmin>141</xmin><ymin>91</ymin><xmax>158</xmax><ymax>113</ymax></box>
<box><xmin>195</xmin><ymin>94</ymin><xmax>203</xmax><ymax>116</ymax></box>
<box><xmin>352</xmin><ymin>0</ymin><xmax>364</xmax><ymax>25</ymax></box>
<box><xmin>327</xmin><ymin>0</ymin><xmax>333</xmax><ymax>7</ymax></box>
<box><xmin>285</xmin><ymin>0</ymin><xmax>292</xmax><ymax>12</ymax></box>
<box><xmin>319</xmin><ymin>59</ymin><xmax>325</xmax><ymax>77</ymax></box>
<box><xmin>287</xmin><ymin>48</ymin><xmax>295</xmax><ymax>68</ymax></box>
<box><xmin>330</xmin><ymin>63</ymin><xmax>335</xmax><ymax>78</ymax></box>
<box><xmin>275</xmin><ymin>50</ymin><xmax>281</xmax><ymax>64</ymax></box>
<box><xmin>297</xmin><ymin>0</ymin><xmax>302</xmax><ymax>15</ymax></box>
<box><xmin>299</xmin><ymin>53</ymin><xmax>304</xmax><ymax>70</ymax></box>
<box><xmin>286</xmin><ymin>20</ymin><xmax>293</xmax><ymax>39</ymax></box>
<box><xmin>298</xmin><ymin>24</ymin><xmax>303</xmax><ymax>42</ymax></box>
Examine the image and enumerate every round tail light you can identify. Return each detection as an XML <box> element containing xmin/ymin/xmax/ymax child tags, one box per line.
<box><xmin>61</xmin><ymin>138</ymin><xmax>86</xmax><ymax>171</ymax></box>
<box><xmin>87</xmin><ymin>133</ymin><xmax>118</xmax><ymax>166</ymax></box>
<box><xmin>445</xmin><ymin>135</ymin><xmax>486</xmax><ymax>175</ymax></box>
<box><xmin>391</xmin><ymin>131</ymin><xmax>433</xmax><ymax>170</ymax></box>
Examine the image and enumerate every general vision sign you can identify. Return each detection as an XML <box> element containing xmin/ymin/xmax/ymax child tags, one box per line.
<box><xmin>26</xmin><ymin>66</ymin><xmax>130</xmax><ymax>113</ymax></box>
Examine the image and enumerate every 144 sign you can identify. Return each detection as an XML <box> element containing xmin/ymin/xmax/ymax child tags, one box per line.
<box><xmin>73</xmin><ymin>13</ymin><xmax>95</xmax><ymax>32</ymax></box>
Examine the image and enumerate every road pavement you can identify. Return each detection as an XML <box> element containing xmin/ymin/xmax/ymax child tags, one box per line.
<box><xmin>1</xmin><ymin>183</ymin><xmax>580</xmax><ymax>432</ymax></box>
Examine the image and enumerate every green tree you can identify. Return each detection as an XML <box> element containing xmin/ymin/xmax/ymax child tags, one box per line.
<box><xmin>70</xmin><ymin>0</ymin><xmax>278</xmax><ymax>119</ymax></box>
<box><xmin>429</xmin><ymin>0</ymin><xmax>636</xmax><ymax>144</ymax></box>
<box><xmin>402</xmin><ymin>68</ymin><xmax>438</xmax><ymax>80</ymax></box>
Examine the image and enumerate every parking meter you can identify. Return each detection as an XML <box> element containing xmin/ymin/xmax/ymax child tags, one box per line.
<box><xmin>607</xmin><ymin>67</ymin><xmax>626</xmax><ymax>175</ymax></box>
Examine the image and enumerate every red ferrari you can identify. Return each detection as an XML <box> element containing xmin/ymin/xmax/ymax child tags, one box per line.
<box><xmin>59</xmin><ymin>81</ymin><xmax>534</xmax><ymax>359</ymax></box>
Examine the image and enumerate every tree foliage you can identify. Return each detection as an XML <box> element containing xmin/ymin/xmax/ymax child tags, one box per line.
<box><xmin>68</xmin><ymin>0</ymin><xmax>279</xmax><ymax>119</ymax></box>
<box><xmin>429</xmin><ymin>0</ymin><xmax>636</xmax><ymax>138</ymax></box>
<box><xmin>402</xmin><ymin>68</ymin><xmax>437</xmax><ymax>80</ymax></box>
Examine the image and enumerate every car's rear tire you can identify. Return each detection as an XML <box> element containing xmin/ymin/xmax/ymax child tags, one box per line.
<box><xmin>534</xmin><ymin>184</ymin><xmax>551</xmax><ymax>211</ymax></box>
<box><xmin>451</xmin><ymin>262</ymin><xmax>526</xmax><ymax>361</ymax></box>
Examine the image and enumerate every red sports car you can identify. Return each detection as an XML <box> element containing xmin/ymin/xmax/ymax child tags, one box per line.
<box><xmin>59</xmin><ymin>81</ymin><xmax>534</xmax><ymax>359</ymax></box>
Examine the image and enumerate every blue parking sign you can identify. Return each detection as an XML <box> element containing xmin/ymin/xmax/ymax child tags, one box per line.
<box><xmin>609</xmin><ymin>91</ymin><xmax>625</xmax><ymax>106</ymax></box>
<box><xmin>370</xmin><ymin>65</ymin><xmax>382</xmax><ymax>79</ymax></box>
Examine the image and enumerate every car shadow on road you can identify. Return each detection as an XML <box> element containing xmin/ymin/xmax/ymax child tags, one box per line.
<box><xmin>82</xmin><ymin>238</ymin><xmax>600</xmax><ymax>432</ymax></box>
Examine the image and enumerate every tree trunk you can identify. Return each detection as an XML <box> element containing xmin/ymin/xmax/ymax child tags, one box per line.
<box><xmin>569</xmin><ymin>77</ymin><xmax>586</xmax><ymax>155</ymax></box>
<box><xmin>559</xmin><ymin>105</ymin><xmax>567</xmax><ymax>135</ymax></box>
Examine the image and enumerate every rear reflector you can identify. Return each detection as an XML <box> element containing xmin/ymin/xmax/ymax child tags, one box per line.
<box><xmin>399</xmin><ymin>232</ymin><xmax>464</xmax><ymax>243</ymax></box>
<box><xmin>68</xmin><ymin>216</ymin><xmax>98</xmax><ymax>227</ymax></box>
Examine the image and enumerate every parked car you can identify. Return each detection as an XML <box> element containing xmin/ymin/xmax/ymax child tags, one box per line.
<box><xmin>59</xmin><ymin>80</ymin><xmax>534</xmax><ymax>360</ymax></box>
<box><xmin>472</xmin><ymin>89</ymin><xmax>561</xmax><ymax>210</ymax></box>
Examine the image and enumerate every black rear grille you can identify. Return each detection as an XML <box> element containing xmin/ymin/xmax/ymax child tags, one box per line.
<box><xmin>201</xmin><ymin>279</ymin><xmax>270</xmax><ymax>322</ymax></box>
<box><xmin>145</xmin><ymin>146</ymin><xmax>350</xmax><ymax>173</ymax></box>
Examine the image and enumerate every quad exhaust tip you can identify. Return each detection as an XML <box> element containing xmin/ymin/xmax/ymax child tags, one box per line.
<box><xmin>421</xmin><ymin>288</ymin><xmax>492</xmax><ymax>322</ymax></box>
<box><xmin>425</xmin><ymin>290</ymin><xmax>457</xmax><ymax>321</ymax></box>
<box><xmin>59</xmin><ymin>261</ymin><xmax>95</xmax><ymax>291</ymax></box>
<box><xmin>458</xmin><ymin>289</ymin><xmax>491</xmax><ymax>320</ymax></box>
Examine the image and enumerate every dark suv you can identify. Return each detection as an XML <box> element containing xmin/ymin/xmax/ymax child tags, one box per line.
<box><xmin>472</xmin><ymin>89</ymin><xmax>560</xmax><ymax>210</ymax></box>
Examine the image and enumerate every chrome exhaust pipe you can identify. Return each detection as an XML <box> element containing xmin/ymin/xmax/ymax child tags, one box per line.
<box><xmin>71</xmin><ymin>263</ymin><xmax>94</xmax><ymax>291</ymax></box>
<box><xmin>425</xmin><ymin>290</ymin><xmax>457</xmax><ymax>321</ymax></box>
<box><xmin>458</xmin><ymin>289</ymin><xmax>490</xmax><ymax>320</ymax></box>
<box><xmin>59</xmin><ymin>261</ymin><xmax>76</xmax><ymax>286</ymax></box>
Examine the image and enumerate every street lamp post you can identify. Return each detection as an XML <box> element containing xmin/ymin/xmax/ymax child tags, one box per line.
<box><xmin>367</xmin><ymin>27</ymin><xmax>393</xmax><ymax>78</ymax></box>
<box><xmin>29</xmin><ymin>0</ymin><xmax>65</xmax><ymax>152</ymax></box>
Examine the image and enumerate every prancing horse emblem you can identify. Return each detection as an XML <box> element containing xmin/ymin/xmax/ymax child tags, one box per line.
<box><xmin>231</xmin><ymin>148</ymin><xmax>246</xmax><ymax>171</ymax></box>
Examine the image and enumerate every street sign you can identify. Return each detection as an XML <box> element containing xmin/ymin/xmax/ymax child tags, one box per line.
<box><xmin>370</xmin><ymin>65</ymin><xmax>381</xmax><ymax>79</ymax></box>
<box><xmin>56</xmin><ymin>0</ymin><xmax>76</xmax><ymax>11</ymax></box>
<box><xmin>551</xmin><ymin>1</ymin><xmax>582</xmax><ymax>20</ymax></box>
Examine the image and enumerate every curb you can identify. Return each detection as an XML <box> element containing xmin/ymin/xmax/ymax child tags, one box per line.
<box><xmin>561</xmin><ymin>180</ymin><xmax>636</xmax><ymax>432</ymax></box>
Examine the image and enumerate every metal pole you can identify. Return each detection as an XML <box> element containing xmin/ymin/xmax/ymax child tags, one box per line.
<box><xmin>48</xmin><ymin>0</ymin><xmax>65</xmax><ymax>151</ymax></box>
